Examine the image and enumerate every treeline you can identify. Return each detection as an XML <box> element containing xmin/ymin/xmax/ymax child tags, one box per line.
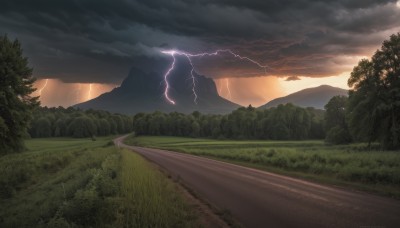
<box><xmin>29</xmin><ymin>107</ymin><xmax>133</xmax><ymax>138</ymax></box>
<box><xmin>133</xmin><ymin>104</ymin><xmax>326</xmax><ymax>140</ymax></box>
<box><xmin>323</xmin><ymin>33</ymin><xmax>400</xmax><ymax>149</ymax></box>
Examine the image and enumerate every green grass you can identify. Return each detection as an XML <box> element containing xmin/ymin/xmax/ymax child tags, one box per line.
<box><xmin>125</xmin><ymin>136</ymin><xmax>400</xmax><ymax>198</ymax></box>
<box><xmin>0</xmin><ymin>137</ymin><xmax>199</xmax><ymax>227</ymax></box>
<box><xmin>118</xmin><ymin>149</ymin><xmax>197</xmax><ymax>227</ymax></box>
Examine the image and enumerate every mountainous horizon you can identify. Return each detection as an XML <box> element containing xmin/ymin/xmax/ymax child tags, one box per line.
<box><xmin>75</xmin><ymin>56</ymin><xmax>240</xmax><ymax>114</ymax></box>
<box><xmin>259</xmin><ymin>85</ymin><xmax>348</xmax><ymax>110</ymax></box>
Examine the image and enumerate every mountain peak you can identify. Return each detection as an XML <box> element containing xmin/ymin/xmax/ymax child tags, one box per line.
<box><xmin>75</xmin><ymin>58</ymin><xmax>240</xmax><ymax>114</ymax></box>
<box><xmin>259</xmin><ymin>85</ymin><xmax>348</xmax><ymax>109</ymax></box>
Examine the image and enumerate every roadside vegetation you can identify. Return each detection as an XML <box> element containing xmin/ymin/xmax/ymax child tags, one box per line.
<box><xmin>0</xmin><ymin>137</ymin><xmax>198</xmax><ymax>227</ymax></box>
<box><xmin>125</xmin><ymin>135</ymin><xmax>400</xmax><ymax>198</ymax></box>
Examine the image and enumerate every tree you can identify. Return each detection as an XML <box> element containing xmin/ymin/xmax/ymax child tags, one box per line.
<box><xmin>191</xmin><ymin>121</ymin><xmax>200</xmax><ymax>137</ymax></box>
<box><xmin>324</xmin><ymin>96</ymin><xmax>351</xmax><ymax>144</ymax></box>
<box><xmin>98</xmin><ymin>119</ymin><xmax>111</xmax><ymax>136</ymax></box>
<box><xmin>54</xmin><ymin>118</ymin><xmax>68</xmax><ymax>137</ymax></box>
<box><xmin>67</xmin><ymin>116</ymin><xmax>96</xmax><ymax>138</ymax></box>
<box><xmin>31</xmin><ymin>117</ymin><xmax>52</xmax><ymax>138</ymax></box>
<box><xmin>325</xmin><ymin>126</ymin><xmax>352</xmax><ymax>145</ymax></box>
<box><xmin>347</xmin><ymin>33</ymin><xmax>400</xmax><ymax>149</ymax></box>
<box><xmin>324</xmin><ymin>96</ymin><xmax>348</xmax><ymax>131</ymax></box>
<box><xmin>0</xmin><ymin>35</ymin><xmax>39</xmax><ymax>153</ymax></box>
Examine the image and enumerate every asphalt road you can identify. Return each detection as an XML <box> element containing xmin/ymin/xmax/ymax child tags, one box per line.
<box><xmin>115</xmin><ymin>136</ymin><xmax>400</xmax><ymax>228</ymax></box>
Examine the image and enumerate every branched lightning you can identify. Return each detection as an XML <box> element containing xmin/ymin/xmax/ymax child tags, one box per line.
<box><xmin>38</xmin><ymin>79</ymin><xmax>49</xmax><ymax>96</ymax></box>
<box><xmin>187</xmin><ymin>57</ymin><xmax>198</xmax><ymax>104</ymax></box>
<box><xmin>161</xmin><ymin>49</ymin><xmax>270</xmax><ymax>105</ymax></box>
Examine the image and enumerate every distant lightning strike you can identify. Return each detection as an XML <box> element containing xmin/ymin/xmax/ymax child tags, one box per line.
<box><xmin>218</xmin><ymin>80</ymin><xmax>222</xmax><ymax>95</ymax></box>
<box><xmin>225</xmin><ymin>78</ymin><xmax>232</xmax><ymax>99</ymax></box>
<box><xmin>87</xmin><ymin>84</ymin><xmax>92</xmax><ymax>100</ymax></box>
<box><xmin>38</xmin><ymin>79</ymin><xmax>49</xmax><ymax>96</ymax></box>
<box><xmin>161</xmin><ymin>49</ymin><xmax>270</xmax><ymax>105</ymax></box>
<box><xmin>76</xmin><ymin>84</ymin><xmax>82</xmax><ymax>102</ymax></box>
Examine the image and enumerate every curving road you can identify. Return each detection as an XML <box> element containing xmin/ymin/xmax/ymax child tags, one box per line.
<box><xmin>114</xmin><ymin>136</ymin><xmax>400</xmax><ymax>228</ymax></box>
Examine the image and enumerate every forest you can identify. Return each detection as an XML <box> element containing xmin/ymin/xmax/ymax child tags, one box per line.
<box><xmin>28</xmin><ymin>107</ymin><xmax>133</xmax><ymax>138</ymax></box>
<box><xmin>28</xmin><ymin>104</ymin><xmax>325</xmax><ymax>141</ymax></box>
<box><xmin>133</xmin><ymin>104</ymin><xmax>325</xmax><ymax>140</ymax></box>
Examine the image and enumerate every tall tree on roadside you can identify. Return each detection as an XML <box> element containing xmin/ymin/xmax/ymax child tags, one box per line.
<box><xmin>0</xmin><ymin>35</ymin><xmax>39</xmax><ymax>154</ymax></box>
<box><xmin>347</xmin><ymin>33</ymin><xmax>400</xmax><ymax>149</ymax></box>
<box><xmin>325</xmin><ymin>95</ymin><xmax>348</xmax><ymax>131</ymax></box>
<box><xmin>324</xmin><ymin>96</ymin><xmax>351</xmax><ymax>144</ymax></box>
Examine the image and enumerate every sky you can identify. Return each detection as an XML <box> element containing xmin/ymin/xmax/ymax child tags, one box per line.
<box><xmin>2</xmin><ymin>0</ymin><xmax>400</xmax><ymax>107</ymax></box>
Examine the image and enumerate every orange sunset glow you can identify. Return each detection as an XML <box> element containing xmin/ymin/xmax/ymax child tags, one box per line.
<box><xmin>33</xmin><ymin>79</ymin><xmax>117</xmax><ymax>107</ymax></box>
<box><xmin>214</xmin><ymin>74</ymin><xmax>349</xmax><ymax>107</ymax></box>
<box><xmin>35</xmin><ymin>74</ymin><xmax>350</xmax><ymax>108</ymax></box>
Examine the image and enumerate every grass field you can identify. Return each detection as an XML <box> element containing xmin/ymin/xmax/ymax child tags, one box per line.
<box><xmin>0</xmin><ymin>137</ymin><xmax>198</xmax><ymax>227</ymax></box>
<box><xmin>125</xmin><ymin>136</ymin><xmax>400</xmax><ymax>198</ymax></box>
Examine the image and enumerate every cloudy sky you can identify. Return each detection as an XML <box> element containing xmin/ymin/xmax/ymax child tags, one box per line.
<box><xmin>2</xmin><ymin>0</ymin><xmax>400</xmax><ymax>106</ymax></box>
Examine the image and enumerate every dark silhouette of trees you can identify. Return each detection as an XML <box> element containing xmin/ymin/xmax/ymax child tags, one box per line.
<box><xmin>0</xmin><ymin>35</ymin><xmax>39</xmax><ymax>154</ymax></box>
<box><xmin>347</xmin><ymin>33</ymin><xmax>400</xmax><ymax>149</ymax></box>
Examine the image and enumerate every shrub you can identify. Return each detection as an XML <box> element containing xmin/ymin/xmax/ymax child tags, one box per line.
<box><xmin>325</xmin><ymin>126</ymin><xmax>352</xmax><ymax>145</ymax></box>
<box><xmin>62</xmin><ymin>188</ymin><xmax>102</xmax><ymax>225</ymax></box>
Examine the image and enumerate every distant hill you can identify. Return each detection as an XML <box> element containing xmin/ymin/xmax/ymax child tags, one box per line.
<box><xmin>259</xmin><ymin>85</ymin><xmax>348</xmax><ymax>109</ymax></box>
<box><xmin>75</xmin><ymin>56</ymin><xmax>240</xmax><ymax>114</ymax></box>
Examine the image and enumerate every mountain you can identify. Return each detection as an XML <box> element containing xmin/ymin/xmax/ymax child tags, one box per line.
<box><xmin>75</xmin><ymin>56</ymin><xmax>240</xmax><ymax>114</ymax></box>
<box><xmin>259</xmin><ymin>85</ymin><xmax>348</xmax><ymax>109</ymax></box>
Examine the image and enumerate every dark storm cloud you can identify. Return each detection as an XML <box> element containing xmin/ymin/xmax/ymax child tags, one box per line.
<box><xmin>1</xmin><ymin>0</ymin><xmax>399</xmax><ymax>83</ymax></box>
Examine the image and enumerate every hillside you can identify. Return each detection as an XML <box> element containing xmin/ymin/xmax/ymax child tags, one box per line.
<box><xmin>259</xmin><ymin>85</ymin><xmax>348</xmax><ymax>109</ymax></box>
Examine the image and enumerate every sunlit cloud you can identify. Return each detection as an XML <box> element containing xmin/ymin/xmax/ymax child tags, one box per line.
<box><xmin>33</xmin><ymin>79</ymin><xmax>117</xmax><ymax>107</ymax></box>
<box><xmin>214</xmin><ymin>76</ymin><xmax>285</xmax><ymax>107</ymax></box>
<box><xmin>278</xmin><ymin>73</ymin><xmax>350</xmax><ymax>95</ymax></box>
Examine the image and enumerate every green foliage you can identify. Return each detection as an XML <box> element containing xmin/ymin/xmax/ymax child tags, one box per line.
<box><xmin>0</xmin><ymin>138</ymin><xmax>115</xmax><ymax>227</ymax></box>
<box><xmin>126</xmin><ymin>136</ymin><xmax>400</xmax><ymax>197</ymax></box>
<box><xmin>324</xmin><ymin>96</ymin><xmax>351</xmax><ymax>144</ymax></box>
<box><xmin>325</xmin><ymin>126</ymin><xmax>352</xmax><ymax>145</ymax></box>
<box><xmin>324</xmin><ymin>95</ymin><xmax>348</xmax><ymax>131</ymax></box>
<box><xmin>347</xmin><ymin>33</ymin><xmax>400</xmax><ymax>149</ymax></box>
<box><xmin>31</xmin><ymin>117</ymin><xmax>52</xmax><ymax>137</ymax></box>
<box><xmin>28</xmin><ymin>107</ymin><xmax>133</xmax><ymax>138</ymax></box>
<box><xmin>133</xmin><ymin>103</ymin><xmax>325</xmax><ymax>140</ymax></box>
<box><xmin>68</xmin><ymin>116</ymin><xmax>96</xmax><ymax>138</ymax></box>
<box><xmin>0</xmin><ymin>35</ymin><xmax>39</xmax><ymax>154</ymax></box>
<box><xmin>0</xmin><ymin>137</ymin><xmax>199</xmax><ymax>227</ymax></box>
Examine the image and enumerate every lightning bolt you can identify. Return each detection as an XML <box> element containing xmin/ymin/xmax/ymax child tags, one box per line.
<box><xmin>187</xmin><ymin>57</ymin><xmax>198</xmax><ymax>104</ymax></box>
<box><xmin>87</xmin><ymin>84</ymin><xmax>92</xmax><ymax>100</ymax></box>
<box><xmin>163</xmin><ymin>55</ymin><xmax>176</xmax><ymax>105</ymax></box>
<box><xmin>225</xmin><ymin>78</ymin><xmax>232</xmax><ymax>99</ymax></box>
<box><xmin>161</xmin><ymin>49</ymin><xmax>270</xmax><ymax>105</ymax></box>
<box><xmin>38</xmin><ymin>79</ymin><xmax>49</xmax><ymax>96</ymax></box>
<box><xmin>217</xmin><ymin>79</ymin><xmax>222</xmax><ymax>95</ymax></box>
<box><xmin>76</xmin><ymin>84</ymin><xmax>82</xmax><ymax>102</ymax></box>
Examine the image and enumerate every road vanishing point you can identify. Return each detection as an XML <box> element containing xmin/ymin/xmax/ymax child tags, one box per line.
<box><xmin>115</xmin><ymin>136</ymin><xmax>400</xmax><ymax>228</ymax></box>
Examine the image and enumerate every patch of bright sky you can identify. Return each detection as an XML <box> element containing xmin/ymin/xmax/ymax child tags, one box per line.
<box><xmin>278</xmin><ymin>72</ymin><xmax>350</xmax><ymax>95</ymax></box>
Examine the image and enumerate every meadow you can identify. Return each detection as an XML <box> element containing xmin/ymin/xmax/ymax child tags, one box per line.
<box><xmin>125</xmin><ymin>136</ymin><xmax>400</xmax><ymax>198</ymax></box>
<box><xmin>0</xmin><ymin>137</ymin><xmax>198</xmax><ymax>227</ymax></box>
